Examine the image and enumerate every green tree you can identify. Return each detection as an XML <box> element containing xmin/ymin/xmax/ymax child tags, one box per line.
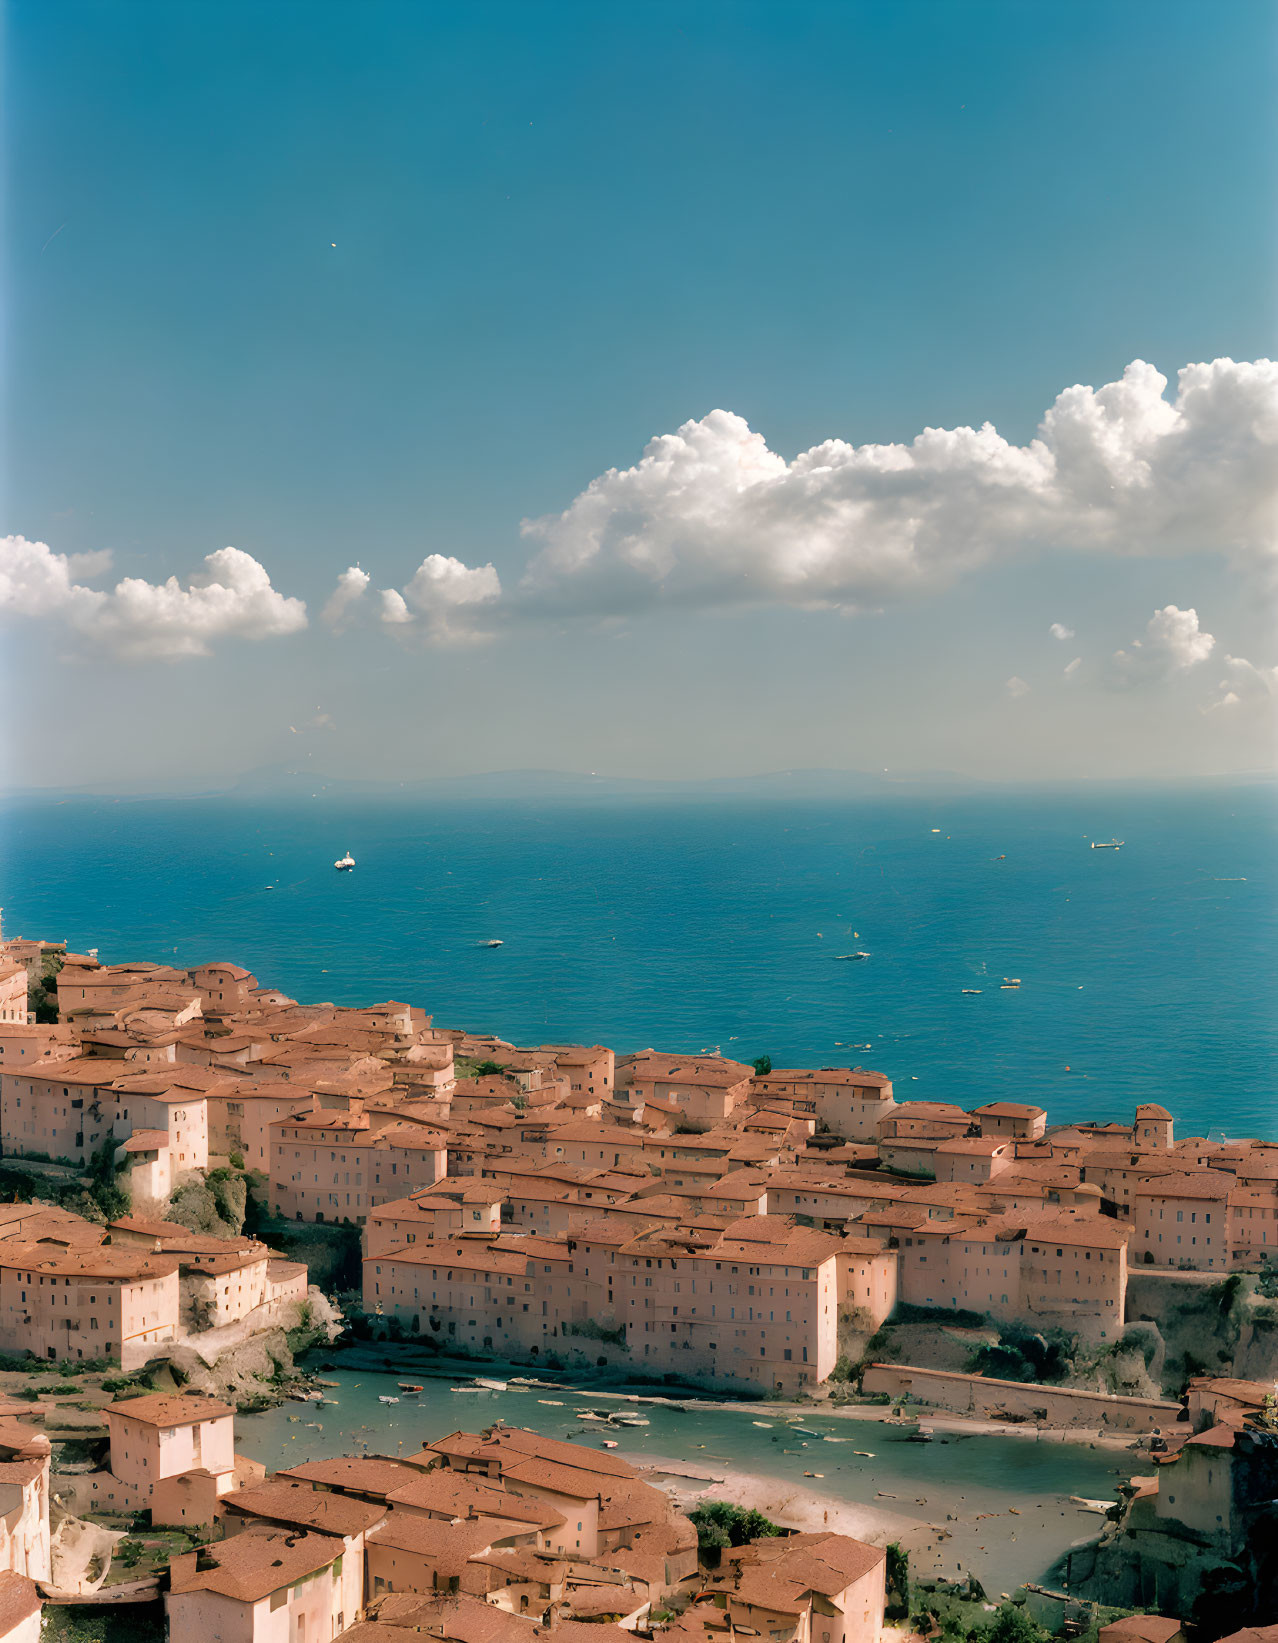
<box><xmin>885</xmin><ymin>1542</ymin><xmax>910</xmax><ymax>1617</ymax></box>
<box><xmin>474</xmin><ymin>1060</ymin><xmax>506</xmax><ymax>1077</ymax></box>
<box><xmin>967</xmin><ymin>1323</ymin><xmax>1075</xmax><ymax>1384</ymax></box>
<box><xmin>689</xmin><ymin>1500</ymin><xmax>781</xmax><ymax>1555</ymax></box>
<box><xmin>752</xmin><ymin>1055</ymin><xmax>772</xmax><ymax>1077</ymax></box>
<box><xmin>974</xmin><ymin>1604</ymin><xmax>1049</xmax><ymax>1643</ymax></box>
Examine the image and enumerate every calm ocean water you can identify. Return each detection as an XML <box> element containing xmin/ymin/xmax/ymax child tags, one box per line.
<box><xmin>235</xmin><ymin>1367</ymin><xmax>1129</xmax><ymax>1593</ymax></box>
<box><xmin>2</xmin><ymin>785</ymin><xmax>1274</xmax><ymax>1137</ymax></box>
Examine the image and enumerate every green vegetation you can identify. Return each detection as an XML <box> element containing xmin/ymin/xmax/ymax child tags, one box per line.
<box><xmin>894</xmin><ymin>1302</ymin><xmax>990</xmax><ymax>1329</ymax></box>
<box><xmin>971</xmin><ymin>1603</ymin><xmax>1050</xmax><ymax>1643</ymax></box>
<box><xmin>245</xmin><ymin>1209</ymin><xmax>362</xmax><ymax>1290</ymax></box>
<box><xmin>752</xmin><ymin>1055</ymin><xmax>772</xmax><ymax>1076</ymax></box>
<box><xmin>42</xmin><ymin>1603</ymin><xmax>166</xmax><ymax>1643</ymax></box>
<box><xmin>30</xmin><ymin>953</ymin><xmax>63</xmax><ymax>1025</ymax></box>
<box><xmin>967</xmin><ymin>1323</ymin><xmax>1075</xmax><ymax>1384</ymax></box>
<box><xmin>473</xmin><ymin>1060</ymin><xmax>507</xmax><ymax>1077</ymax></box>
<box><xmin>84</xmin><ymin>1139</ymin><xmax>131</xmax><ymax>1221</ymax></box>
<box><xmin>885</xmin><ymin>1542</ymin><xmax>910</xmax><ymax>1618</ymax></box>
<box><xmin>689</xmin><ymin>1500</ymin><xmax>782</xmax><ymax>1553</ymax></box>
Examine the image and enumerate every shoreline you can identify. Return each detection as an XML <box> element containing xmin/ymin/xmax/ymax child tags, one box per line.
<box><xmin>631</xmin><ymin>1449</ymin><xmax>1109</xmax><ymax>1599</ymax></box>
<box><xmin>316</xmin><ymin>1346</ymin><xmax>1146</xmax><ymax>1453</ymax></box>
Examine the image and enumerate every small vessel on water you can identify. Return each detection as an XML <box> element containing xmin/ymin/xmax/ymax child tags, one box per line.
<box><xmin>609</xmin><ymin>1412</ymin><xmax>650</xmax><ymax>1427</ymax></box>
<box><xmin>473</xmin><ymin>1377</ymin><xmax>508</xmax><ymax>1391</ymax></box>
<box><xmin>378</xmin><ymin>1395</ymin><xmax>400</xmax><ymax>1404</ymax></box>
<box><xmin>835</xmin><ymin>952</ymin><xmax>872</xmax><ymax>962</ymax></box>
<box><xmin>1090</xmin><ymin>839</ymin><xmax>1123</xmax><ymax>850</ymax></box>
<box><xmin>334</xmin><ymin>851</ymin><xmax>356</xmax><ymax>871</ymax></box>
<box><xmin>791</xmin><ymin>1426</ymin><xmax>824</xmax><ymax>1438</ymax></box>
<box><xmin>480</xmin><ymin>939</ymin><xmax>504</xmax><ymax>948</ymax></box>
<box><xmin>962</xmin><ymin>988</ymin><xmax>982</xmax><ymax>995</ymax></box>
<box><xmin>397</xmin><ymin>1383</ymin><xmax>424</xmax><ymax>1393</ymax></box>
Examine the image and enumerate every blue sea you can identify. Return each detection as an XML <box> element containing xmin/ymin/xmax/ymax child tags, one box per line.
<box><xmin>3</xmin><ymin>784</ymin><xmax>1274</xmax><ymax>1138</ymax></box>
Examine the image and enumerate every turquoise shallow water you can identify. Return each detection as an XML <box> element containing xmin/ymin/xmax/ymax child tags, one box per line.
<box><xmin>235</xmin><ymin>1365</ymin><xmax>1129</xmax><ymax>1595</ymax></box>
<box><xmin>4</xmin><ymin>784</ymin><xmax>1275</xmax><ymax>1134</ymax></box>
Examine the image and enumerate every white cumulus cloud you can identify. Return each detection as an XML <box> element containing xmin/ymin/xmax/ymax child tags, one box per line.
<box><xmin>1111</xmin><ymin>604</ymin><xmax>1216</xmax><ymax>687</ymax></box>
<box><xmin>0</xmin><ymin>536</ymin><xmax>307</xmax><ymax>660</ymax></box>
<box><xmin>1207</xmin><ymin>653</ymin><xmax>1278</xmax><ymax>710</ymax></box>
<box><xmin>517</xmin><ymin>358</ymin><xmax>1278</xmax><ymax>618</ymax></box>
<box><xmin>378</xmin><ymin>553</ymin><xmax>502</xmax><ymax>644</ymax></box>
<box><xmin>322</xmin><ymin>565</ymin><xmax>371</xmax><ymax>629</ymax></box>
<box><xmin>1049</xmin><ymin>622</ymin><xmax>1075</xmax><ymax>640</ymax></box>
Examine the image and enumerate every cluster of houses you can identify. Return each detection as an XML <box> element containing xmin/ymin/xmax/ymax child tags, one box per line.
<box><xmin>0</xmin><ymin>1384</ymin><xmax>897</xmax><ymax>1643</ymax></box>
<box><xmin>0</xmin><ymin>928</ymin><xmax>1276</xmax><ymax>1641</ymax></box>
<box><xmin>1</xmin><ymin>1371</ymin><xmax>1276</xmax><ymax>1643</ymax></box>
<box><xmin>3</xmin><ymin>930</ymin><xmax>1278</xmax><ymax>1392</ymax></box>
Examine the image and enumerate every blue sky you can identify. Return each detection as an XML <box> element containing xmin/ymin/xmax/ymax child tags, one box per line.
<box><xmin>3</xmin><ymin>0</ymin><xmax>1275</xmax><ymax>788</ymax></box>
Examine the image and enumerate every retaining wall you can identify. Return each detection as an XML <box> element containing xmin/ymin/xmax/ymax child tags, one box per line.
<box><xmin>862</xmin><ymin>1362</ymin><xmax>1183</xmax><ymax>1431</ymax></box>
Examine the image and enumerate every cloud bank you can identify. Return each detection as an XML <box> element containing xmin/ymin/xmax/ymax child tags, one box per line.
<box><xmin>518</xmin><ymin>358</ymin><xmax>1278</xmax><ymax>617</ymax></box>
<box><xmin>4</xmin><ymin>357</ymin><xmax>1274</xmax><ymax>671</ymax></box>
<box><xmin>0</xmin><ymin>537</ymin><xmax>307</xmax><ymax>659</ymax></box>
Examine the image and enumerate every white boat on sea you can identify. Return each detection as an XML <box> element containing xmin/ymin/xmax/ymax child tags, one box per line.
<box><xmin>378</xmin><ymin>1395</ymin><xmax>399</xmax><ymax>1404</ymax></box>
<box><xmin>834</xmin><ymin>951</ymin><xmax>871</xmax><ymax>961</ymax></box>
<box><xmin>480</xmin><ymin>939</ymin><xmax>503</xmax><ymax>948</ymax></box>
<box><xmin>334</xmin><ymin>851</ymin><xmax>356</xmax><ymax>871</ymax></box>
<box><xmin>1090</xmin><ymin>839</ymin><xmax>1123</xmax><ymax>850</ymax></box>
<box><xmin>473</xmin><ymin>1377</ymin><xmax>508</xmax><ymax>1391</ymax></box>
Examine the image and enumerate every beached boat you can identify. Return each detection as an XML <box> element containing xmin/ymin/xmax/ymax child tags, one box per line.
<box><xmin>752</xmin><ymin>1420</ymin><xmax>773</xmax><ymax>1428</ymax></box>
<box><xmin>1070</xmin><ymin>1496</ymin><xmax>1116</xmax><ymax>1513</ymax></box>
<box><xmin>600</xmin><ymin>1439</ymin><xmax>619</xmax><ymax>1449</ymax></box>
<box><xmin>334</xmin><ymin>851</ymin><xmax>355</xmax><ymax>871</ymax></box>
<box><xmin>473</xmin><ymin>1377</ymin><xmax>508</xmax><ymax>1391</ymax></box>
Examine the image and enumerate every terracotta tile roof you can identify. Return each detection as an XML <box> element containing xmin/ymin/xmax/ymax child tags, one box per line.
<box><xmin>106</xmin><ymin>1393</ymin><xmax>234</xmax><ymax>1427</ymax></box>
<box><xmin>170</xmin><ymin>1525</ymin><xmax>343</xmax><ymax>1601</ymax></box>
<box><xmin>0</xmin><ymin>1572</ymin><xmax>41</xmax><ymax>1634</ymax></box>
<box><xmin>222</xmin><ymin>1479</ymin><xmax>385</xmax><ymax>1536</ymax></box>
<box><xmin>1098</xmin><ymin>1618</ymin><xmax>1183</xmax><ymax>1643</ymax></box>
<box><xmin>277</xmin><ymin>1457</ymin><xmax>426</xmax><ymax>1498</ymax></box>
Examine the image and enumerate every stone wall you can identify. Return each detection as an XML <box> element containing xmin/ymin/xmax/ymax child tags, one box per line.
<box><xmin>862</xmin><ymin>1362</ymin><xmax>1182</xmax><ymax>1431</ymax></box>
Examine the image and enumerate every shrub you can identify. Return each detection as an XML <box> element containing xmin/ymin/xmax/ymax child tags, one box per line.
<box><xmin>967</xmin><ymin>1322</ymin><xmax>1076</xmax><ymax>1384</ymax></box>
<box><xmin>689</xmin><ymin>1501</ymin><xmax>781</xmax><ymax>1554</ymax></box>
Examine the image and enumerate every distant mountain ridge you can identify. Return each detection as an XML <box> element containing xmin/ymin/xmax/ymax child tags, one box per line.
<box><xmin>4</xmin><ymin>763</ymin><xmax>1272</xmax><ymax>803</ymax></box>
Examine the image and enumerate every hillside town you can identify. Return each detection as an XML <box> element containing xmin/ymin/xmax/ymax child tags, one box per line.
<box><xmin>0</xmin><ymin>926</ymin><xmax>1275</xmax><ymax>1643</ymax></box>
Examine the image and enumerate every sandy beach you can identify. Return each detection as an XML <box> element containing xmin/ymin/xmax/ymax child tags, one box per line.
<box><xmin>636</xmin><ymin>1451</ymin><xmax>1110</xmax><ymax>1601</ymax></box>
